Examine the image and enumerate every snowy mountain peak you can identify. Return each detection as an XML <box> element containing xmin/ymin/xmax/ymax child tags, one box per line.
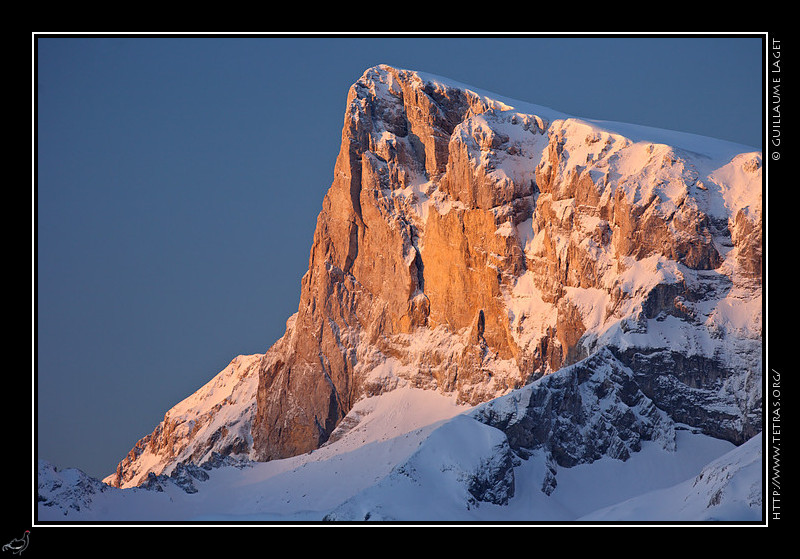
<box><xmin>76</xmin><ymin>65</ymin><xmax>761</xmax><ymax>522</ymax></box>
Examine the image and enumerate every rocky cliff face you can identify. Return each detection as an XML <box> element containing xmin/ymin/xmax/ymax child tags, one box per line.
<box><xmin>107</xmin><ymin>65</ymin><xmax>762</xmax><ymax>488</ymax></box>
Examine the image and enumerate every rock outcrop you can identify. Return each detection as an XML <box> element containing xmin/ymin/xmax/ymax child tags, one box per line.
<box><xmin>107</xmin><ymin>65</ymin><xmax>762</xmax><ymax>487</ymax></box>
<box><xmin>471</xmin><ymin>347</ymin><xmax>676</xmax><ymax>494</ymax></box>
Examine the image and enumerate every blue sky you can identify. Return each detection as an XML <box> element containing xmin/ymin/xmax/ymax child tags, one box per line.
<box><xmin>35</xmin><ymin>34</ymin><xmax>763</xmax><ymax>479</ymax></box>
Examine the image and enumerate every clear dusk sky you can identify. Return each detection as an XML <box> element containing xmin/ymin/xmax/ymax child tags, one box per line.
<box><xmin>35</xmin><ymin>34</ymin><xmax>764</xmax><ymax>479</ymax></box>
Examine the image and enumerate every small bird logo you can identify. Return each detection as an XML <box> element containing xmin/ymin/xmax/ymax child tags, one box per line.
<box><xmin>2</xmin><ymin>531</ymin><xmax>29</xmax><ymax>555</ymax></box>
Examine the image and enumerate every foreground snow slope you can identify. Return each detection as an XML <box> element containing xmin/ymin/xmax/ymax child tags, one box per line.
<box><xmin>578</xmin><ymin>432</ymin><xmax>763</xmax><ymax>521</ymax></box>
<box><xmin>38</xmin><ymin>384</ymin><xmax>760</xmax><ymax>523</ymax></box>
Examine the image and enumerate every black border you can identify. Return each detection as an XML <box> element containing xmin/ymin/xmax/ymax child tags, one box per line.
<box><xmin>27</xmin><ymin>31</ymin><xmax>772</xmax><ymax>547</ymax></box>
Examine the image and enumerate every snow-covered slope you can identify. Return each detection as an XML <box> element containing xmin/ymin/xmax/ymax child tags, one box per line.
<box><xmin>578</xmin><ymin>432</ymin><xmax>762</xmax><ymax>521</ymax></box>
<box><xmin>40</xmin><ymin>387</ymin><xmax>470</xmax><ymax>521</ymax></box>
<box><xmin>103</xmin><ymin>353</ymin><xmax>262</xmax><ymax>488</ymax></box>
<box><xmin>38</xmin><ymin>383</ymin><xmax>760</xmax><ymax>522</ymax></box>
